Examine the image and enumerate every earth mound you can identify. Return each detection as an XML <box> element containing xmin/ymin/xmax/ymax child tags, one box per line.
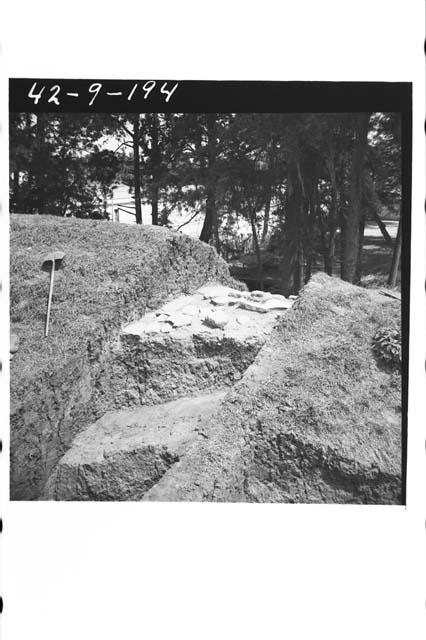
<box><xmin>10</xmin><ymin>214</ymin><xmax>241</xmax><ymax>500</ymax></box>
<box><xmin>143</xmin><ymin>273</ymin><xmax>402</xmax><ymax>504</ymax></box>
<box><xmin>45</xmin><ymin>391</ymin><xmax>226</xmax><ymax>501</ymax></box>
<box><xmin>46</xmin><ymin>285</ymin><xmax>295</xmax><ymax>500</ymax></box>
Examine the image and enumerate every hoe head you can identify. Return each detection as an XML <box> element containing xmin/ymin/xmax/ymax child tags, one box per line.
<box><xmin>42</xmin><ymin>251</ymin><xmax>65</xmax><ymax>272</ymax></box>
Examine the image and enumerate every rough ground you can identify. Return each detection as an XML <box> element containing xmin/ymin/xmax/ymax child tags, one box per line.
<box><xmin>103</xmin><ymin>284</ymin><xmax>292</xmax><ymax>407</ymax></box>
<box><xmin>10</xmin><ymin>214</ymin><xmax>242</xmax><ymax>500</ymax></box>
<box><xmin>47</xmin><ymin>274</ymin><xmax>402</xmax><ymax>504</ymax></box>
<box><xmin>46</xmin><ymin>284</ymin><xmax>294</xmax><ymax>499</ymax></box>
<box><xmin>143</xmin><ymin>274</ymin><xmax>402</xmax><ymax>504</ymax></box>
<box><xmin>44</xmin><ymin>391</ymin><xmax>226</xmax><ymax>501</ymax></box>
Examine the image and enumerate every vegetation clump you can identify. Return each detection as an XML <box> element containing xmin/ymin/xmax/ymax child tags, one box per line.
<box><xmin>372</xmin><ymin>328</ymin><xmax>402</xmax><ymax>371</ymax></box>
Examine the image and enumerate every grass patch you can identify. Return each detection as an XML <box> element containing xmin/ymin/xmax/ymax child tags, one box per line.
<box><xmin>145</xmin><ymin>273</ymin><xmax>402</xmax><ymax>504</ymax></box>
<box><xmin>10</xmin><ymin>214</ymin><xmax>240</xmax><ymax>499</ymax></box>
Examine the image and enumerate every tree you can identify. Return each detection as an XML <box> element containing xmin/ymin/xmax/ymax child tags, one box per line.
<box><xmin>199</xmin><ymin>114</ymin><xmax>219</xmax><ymax>247</ymax></box>
<box><xmin>87</xmin><ymin>149</ymin><xmax>121</xmax><ymax>217</ymax></box>
<box><xmin>9</xmin><ymin>110</ymin><xmax>401</xmax><ymax>292</ymax></box>
<box><xmin>388</xmin><ymin>215</ymin><xmax>402</xmax><ymax>287</ymax></box>
<box><xmin>9</xmin><ymin>113</ymin><xmax>116</xmax><ymax>218</ymax></box>
<box><xmin>131</xmin><ymin>114</ymin><xmax>143</xmax><ymax>224</ymax></box>
<box><xmin>341</xmin><ymin>113</ymin><xmax>371</xmax><ymax>283</ymax></box>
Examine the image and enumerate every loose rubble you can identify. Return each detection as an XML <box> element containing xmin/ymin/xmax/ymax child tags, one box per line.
<box><xmin>203</xmin><ymin>310</ymin><xmax>229</xmax><ymax>329</ymax></box>
<box><xmin>122</xmin><ymin>284</ymin><xmax>295</xmax><ymax>336</ymax></box>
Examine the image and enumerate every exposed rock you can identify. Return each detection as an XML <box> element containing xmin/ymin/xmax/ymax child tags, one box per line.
<box><xmin>203</xmin><ymin>310</ymin><xmax>229</xmax><ymax>329</ymax></box>
<box><xmin>198</xmin><ymin>284</ymin><xmax>235</xmax><ymax>300</ymax></box>
<box><xmin>249</xmin><ymin>290</ymin><xmax>273</xmax><ymax>301</ymax></box>
<box><xmin>228</xmin><ymin>290</ymin><xmax>249</xmax><ymax>299</ymax></box>
<box><xmin>113</xmin><ymin>288</ymin><xmax>285</xmax><ymax>409</ymax></box>
<box><xmin>262</xmin><ymin>298</ymin><xmax>293</xmax><ymax>311</ymax></box>
<box><xmin>237</xmin><ymin>300</ymin><xmax>268</xmax><ymax>313</ymax></box>
<box><xmin>181</xmin><ymin>305</ymin><xmax>201</xmax><ymax>317</ymax></box>
<box><xmin>169</xmin><ymin>313</ymin><xmax>192</xmax><ymax>328</ymax></box>
<box><xmin>147</xmin><ymin>321</ymin><xmax>172</xmax><ymax>333</ymax></box>
<box><xmin>211</xmin><ymin>296</ymin><xmax>233</xmax><ymax>306</ymax></box>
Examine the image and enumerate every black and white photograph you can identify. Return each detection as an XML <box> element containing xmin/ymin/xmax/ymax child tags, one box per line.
<box><xmin>9</xmin><ymin>85</ymin><xmax>410</xmax><ymax>504</ymax></box>
<box><xmin>1</xmin><ymin>3</ymin><xmax>425</xmax><ymax>640</ymax></box>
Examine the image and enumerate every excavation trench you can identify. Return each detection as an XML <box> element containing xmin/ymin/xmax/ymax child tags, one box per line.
<box><xmin>46</xmin><ymin>284</ymin><xmax>292</xmax><ymax>500</ymax></box>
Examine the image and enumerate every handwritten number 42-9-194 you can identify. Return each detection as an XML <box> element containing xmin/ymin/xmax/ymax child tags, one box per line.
<box><xmin>27</xmin><ymin>81</ymin><xmax>179</xmax><ymax>106</ymax></box>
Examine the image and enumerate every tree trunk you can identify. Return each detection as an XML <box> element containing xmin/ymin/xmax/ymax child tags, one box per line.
<box><xmin>33</xmin><ymin>114</ymin><xmax>47</xmax><ymax>214</ymax></box>
<box><xmin>328</xmin><ymin>234</ymin><xmax>336</xmax><ymax>275</ymax></box>
<box><xmin>341</xmin><ymin>113</ymin><xmax>371</xmax><ymax>283</ymax></box>
<box><xmin>151</xmin><ymin>185</ymin><xmax>159</xmax><ymax>225</ymax></box>
<box><xmin>326</xmin><ymin>153</ymin><xmax>339</xmax><ymax>276</ymax></box>
<box><xmin>319</xmin><ymin>230</ymin><xmax>330</xmax><ymax>274</ymax></box>
<box><xmin>11</xmin><ymin>171</ymin><xmax>20</xmax><ymax>211</ymax></box>
<box><xmin>295</xmin><ymin>241</ymin><xmax>305</xmax><ymax>291</ymax></box>
<box><xmin>151</xmin><ymin>114</ymin><xmax>160</xmax><ymax>225</ymax></box>
<box><xmin>103</xmin><ymin>187</ymin><xmax>108</xmax><ymax>218</ymax></box>
<box><xmin>280</xmin><ymin>163</ymin><xmax>304</xmax><ymax>296</ymax></box>
<box><xmin>388</xmin><ymin>215</ymin><xmax>402</xmax><ymax>287</ymax></box>
<box><xmin>200</xmin><ymin>191</ymin><xmax>214</xmax><ymax>243</ymax></box>
<box><xmin>314</xmin><ymin>186</ymin><xmax>332</xmax><ymax>275</ymax></box>
<box><xmin>339</xmin><ymin>210</ymin><xmax>346</xmax><ymax>278</ymax></box>
<box><xmin>199</xmin><ymin>114</ymin><xmax>218</xmax><ymax>246</ymax></box>
<box><xmin>249</xmin><ymin>206</ymin><xmax>264</xmax><ymax>289</ymax></box>
<box><xmin>132</xmin><ymin>114</ymin><xmax>143</xmax><ymax>225</ymax></box>
<box><xmin>355</xmin><ymin>215</ymin><xmax>366</xmax><ymax>282</ymax></box>
<box><xmin>213</xmin><ymin>215</ymin><xmax>220</xmax><ymax>253</ymax></box>
<box><xmin>261</xmin><ymin>187</ymin><xmax>272</xmax><ymax>246</ymax></box>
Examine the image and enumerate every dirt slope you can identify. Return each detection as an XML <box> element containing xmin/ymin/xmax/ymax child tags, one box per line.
<box><xmin>45</xmin><ymin>391</ymin><xmax>226</xmax><ymax>501</ymax></box>
<box><xmin>144</xmin><ymin>273</ymin><xmax>402</xmax><ymax>504</ymax></box>
<box><xmin>10</xmin><ymin>214</ymin><xmax>241</xmax><ymax>499</ymax></box>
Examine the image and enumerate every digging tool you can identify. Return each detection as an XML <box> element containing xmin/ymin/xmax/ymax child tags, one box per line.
<box><xmin>42</xmin><ymin>251</ymin><xmax>65</xmax><ymax>337</ymax></box>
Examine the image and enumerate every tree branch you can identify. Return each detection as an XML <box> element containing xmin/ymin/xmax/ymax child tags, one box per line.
<box><xmin>120</xmin><ymin>122</ymin><xmax>134</xmax><ymax>139</ymax></box>
<box><xmin>176</xmin><ymin>210</ymin><xmax>201</xmax><ymax>231</ymax></box>
<box><xmin>113</xmin><ymin>141</ymin><xmax>133</xmax><ymax>153</ymax></box>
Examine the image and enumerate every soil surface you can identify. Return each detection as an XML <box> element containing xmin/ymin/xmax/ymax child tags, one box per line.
<box><xmin>47</xmin><ymin>284</ymin><xmax>296</xmax><ymax>500</ymax></box>
<box><xmin>10</xmin><ymin>215</ymin><xmax>242</xmax><ymax>500</ymax></box>
<box><xmin>45</xmin><ymin>391</ymin><xmax>226</xmax><ymax>501</ymax></box>
<box><xmin>143</xmin><ymin>274</ymin><xmax>402</xmax><ymax>504</ymax></box>
<box><xmin>47</xmin><ymin>274</ymin><xmax>402</xmax><ymax>504</ymax></box>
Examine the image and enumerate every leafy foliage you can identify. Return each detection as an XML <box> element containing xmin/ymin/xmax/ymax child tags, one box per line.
<box><xmin>372</xmin><ymin>328</ymin><xmax>401</xmax><ymax>371</ymax></box>
<box><xmin>9</xmin><ymin>111</ymin><xmax>402</xmax><ymax>291</ymax></box>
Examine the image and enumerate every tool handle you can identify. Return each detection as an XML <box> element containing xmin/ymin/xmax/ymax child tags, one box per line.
<box><xmin>45</xmin><ymin>264</ymin><xmax>55</xmax><ymax>337</ymax></box>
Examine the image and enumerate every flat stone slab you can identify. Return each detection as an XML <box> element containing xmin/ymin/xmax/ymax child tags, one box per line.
<box><xmin>104</xmin><ymin>284</ymin><xmax>297</xmax><ymax>410</ymax></box>
<box><xmin>45</xmin><ymin>391</ymin><xmax>226</xmax><ymax>501</ymax></box>
<box><xmin>122</xmin><ymin>284</ymin><xmax>294</xmax><ymax>341</ymax></box>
